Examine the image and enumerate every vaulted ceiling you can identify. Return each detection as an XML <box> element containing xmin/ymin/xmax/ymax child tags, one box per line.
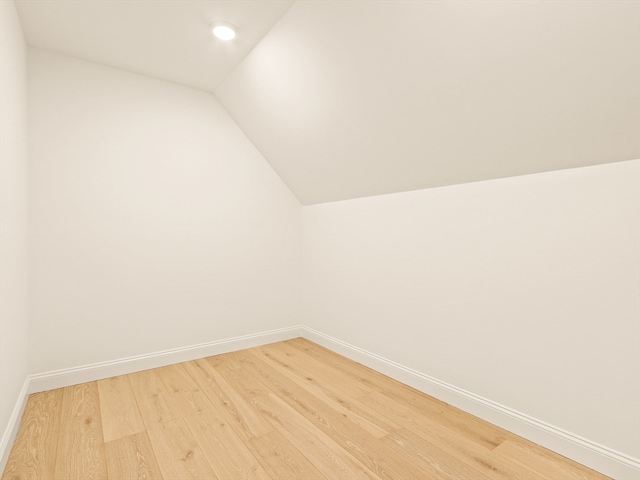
<box><xmin>15</xmin><ymin>0</ymin><xmax>640</xmax><ymax>204</ymax></box>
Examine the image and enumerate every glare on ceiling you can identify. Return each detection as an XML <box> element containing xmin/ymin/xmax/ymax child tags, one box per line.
<box><xmin>212</xmin><ymin>23</ymin><xmax>236</xmax><ymax>41</ymax></box>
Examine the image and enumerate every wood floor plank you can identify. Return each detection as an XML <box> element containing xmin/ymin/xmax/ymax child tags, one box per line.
<box><xmin>288</xmin><ymin>337</ymin><xmax>510</xmax><ymax>450</ymax></box>
<box><xmin>228</xmin><ymin>381</ymin><xmax>383</xmax><ymax>480</ymax></box>
<box><xmin>104</xmin><ymin>432</ymin><xmax>163</xmax><ymax>480</ymax></box>
<box><xmin>219</xmin><ymin>349</ymin><xmax>438</xmax><ymax>480</ymax></box>
<box><xmin>204</xmin><ymin>356</ymin><xmax>358</xmax><ymax>480</ymax></box>
<box><xmin>184</xmin><ymin>359</ymin><xmax>327</xmax><ymax>479</ymax></box>
<box><xmin>1</xmin><ymin>390</ymin><xmax>64</xmax><ymax>480</ymax></box>
<box><xmin>361</xmin><ymin>389</ymin><xmax>548</xmax><ymax>480</ymax></box>
<box><xmin>381</xmin><ymin>428</ymin><xmax>496</xmax><ymax>480</ymax></box>
<box><xmin>249</xmin><ymin>430</ymin><xmax>328</xmax><ymax>480</ymax></box>
<box><xmin>181</xmin><ymin>358</ymin><xmax>273</xmax><ymax>442</ymax></box>
<box><xmin>493</xmin><ymin>439</ymin><xmax>611</xmax><ymax>480</ymax></box>
<box><xmin>258</xmin><ymin>342</ymin><xmax>372</xmax><ymax>398</ymax></box>
<box><xmin>273</xmin><ymin>341</ymin><xmax>611</xmax><ymax>480</ymax></box>
<box><xmin>1</xmin><ymin>339</ymin><xmax>613</xmax><ymax>480</ymax></box>
<box><xmin>128</xmin><ymin>369</ymin><xmax>219</xmax><ymax>480</ymax></box>
<box><xmin>253</xmin><ymin>342</ymin><xmax>399</xmax><ymax>438</ymax></box>
<box><xmin>53</xmin><ymin>382</ymin><xmax>108</xmax><ymax>480</ymax></box>
<box><xmin>97</xmin><ymin>375</ymin><xmax>145</xmax><ymax>443</ymax></box>
<box><xmin>259</xmin><ymin>393</ymin><xmax>383</xmax><ymax>479</ymax></box>
<box><xmin>290</xmin><ymin>339</ymin><xmax>611</xmax><ymax>480</ymax></box>
<box><xmin>156</xmin><ymin>363</ymin><xmax>271</xmax><ymax>480</ymax></box>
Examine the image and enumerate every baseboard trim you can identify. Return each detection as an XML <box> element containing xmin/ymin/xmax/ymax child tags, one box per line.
<box><xmin>0</xmin><ymin>378</ymin><xmax>30</xmax><ymax>476</ymax></box>
<box><xmin>1</xmin><ymin>326</ymin><xmax>302</xmax><ymax>474</ymax></box>
<box><xmin>300</xmin><ymin>326</ymin><xmax>640</xmax><ymax>480</ymax></box>
<box><xmin>2</xmin><ymin>325</ymin><xmax>637</xmax><ymax>479</ymax></box>
<box><xmin>28</xmin><ymin>326</ymin><xmax>303</xmax><ymax>394</ymax></box>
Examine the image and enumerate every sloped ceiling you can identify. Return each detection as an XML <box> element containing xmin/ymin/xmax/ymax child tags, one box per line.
<box><xmin>15</xmin><ymin>0</ymin><xmax>640</xmax><ymax>205</ymax></box>
<box><xmin>14</xmin><ymin>0</ymin><xmax>294</xmax><ymax>91</ymax></box>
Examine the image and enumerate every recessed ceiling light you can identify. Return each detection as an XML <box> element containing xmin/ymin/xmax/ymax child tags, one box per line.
<box><xmin>212</xmin><ymin>22</ymin><xmax>236</xmax><ymax>41</ymax></box>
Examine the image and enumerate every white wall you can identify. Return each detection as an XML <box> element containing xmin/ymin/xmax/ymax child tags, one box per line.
<box><xmin>16</xmin><ymin>39</ymin><xmax>640</xmax><ymax>473</ymax></box>
<box><xmin>28</xmin><ymin>49</ymin><xmax>302</xmax><ymax>374</ymax></box>
<box><xmin>0</xmin><ymin>0</ymin><xmax>29</xmax><ymax>446</ymax></box>
<box><xmin>303</xmin><ymin>160</ymin><xmax>640</xmax><ymax>459</ymax></box>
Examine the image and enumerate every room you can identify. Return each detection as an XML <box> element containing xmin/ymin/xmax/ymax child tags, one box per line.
<box><xmin>1</xmin><ymin>0</ymin><xmax>638</xmax><ymax>478</ymax></box>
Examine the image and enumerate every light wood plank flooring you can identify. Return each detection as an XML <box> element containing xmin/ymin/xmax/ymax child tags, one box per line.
<box><xmin>2</xmin><ymin>338</ymin><xmax>611</xmax><ymax>480</ymax></box>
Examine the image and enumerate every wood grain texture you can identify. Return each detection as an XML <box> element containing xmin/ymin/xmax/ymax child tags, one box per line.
<box><xmin>381</xmin><ymin>428</ymin><xmax>496</xmax><ymax>480</ymax></box>
<box><xmin>248</xmin><ymin>430</ymin><xmax>328</xmax><ymax>480</ymax></box>
<box><xmin>183</xmin><ymin>358</ymin><xmax>273</xmax><ymax>442</ymax></box>
<box><xmin>97</xmin><ymin>375</ymin><xmax>145</xmax><ymax>443</ymax></box>
<box><xmin>157</xmin><ymin>363</ymin><xmax>270</xmax><ymax>479</ymax></box>
<box><xmin>211</xmin><ymin>358</ymin><xmax>381</xmax><ymax>480</ymax></box>
<box><xmin>128</xmin><ymin>368</ymin><xmax>219</xmax><ymax>480</ymax></box>
<box><xmin>2</xmin><ymin>339</ymin><xmax>612</xmax><ymax>480</ymax></box>
<box><xmin>53</xmin><ymin>382</ymin><xmax>108</xmax><ymax>480</ymax></box>
<box><xmin>362</xmin><ymin>389</ymin><xmax>539</xmax><ymax>480</ymax></box>
<box><xmin>493</xmin><ymin>438</ymin><xmax>608</xmax><ymax>480</ymax></box>
<box><xmin>104</xmin><ymin>432</ymin><xmax>163</xmax><ymax>480</ymax></box>
<box><xmin>288</xmin><ymin>337</ymin><xmax>510</xmax><ymax>449</ymax></box>
<box><xmin>254</xmin><ymin>342</ymin><xmax>398</xmax><ymax>439</ymax></box>
<box><xmin>1</xmin><ymin>390</ymin><xmax>63</xmax><ymax>480</ymax></box>
<box><xmin>222</xmin><ymin>349</ymin><xmax>438</xmax><ymax>480</ymax></box>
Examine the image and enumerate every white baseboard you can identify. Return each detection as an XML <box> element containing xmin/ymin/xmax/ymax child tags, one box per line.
<box><xmin>300</xmin><ymin>326</ymin><xmax>640</xmax><ymax>480</ymax></box>
<box><xmin>28</xmin><ymin>326</ymin><xmax>303</xmax><ymax>393</ymax></box>
<box><xmin>2</xmin><ymin>325</ymin><xmax>638</xmax><ymax>480</ymax></box>
<box><xmin>1</xmin><ymin>326</ymin><xmax>302</xmax><ymax>473</ymax></box>
<box><xmin>0</xmin><ymin>378</ymin><xmax>30</xmax><ymax>476</ymax></box>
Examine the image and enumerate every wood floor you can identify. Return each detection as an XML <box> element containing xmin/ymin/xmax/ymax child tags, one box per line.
<box><xmin>2</xmin><ymin>338</ymin><xmax>611</xmax><ymax>480</ymax></box>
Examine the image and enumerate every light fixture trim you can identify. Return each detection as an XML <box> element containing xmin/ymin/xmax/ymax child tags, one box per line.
<box><xmin>212</xmin><ymin>22</ymin><xmax>236</xmax><ymax>41</ymax></box>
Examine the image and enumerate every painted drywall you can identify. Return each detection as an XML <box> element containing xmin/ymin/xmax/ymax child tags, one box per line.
<box><xmin>303</xmin><ymin>160</ymin><xmax>640</xmax><ymax>459</ymax></box>
<box><xmin>216</xmin><ymin>0</ymin><xmax>640</xmax><ymax>205</ymax></box>
<box><xmin>16</xmin><ymin>35</ymin><xmax>639</xmax><ymax>473</ymax></box>
<box><xmin>0</xmin><ymin>0</ymin><xmax>29</xmax><ymax>444</ymax></box>
<box><xmin>28</xmin><ymin>49</ymin><xmax>302</xmax><ymax>374</ymax></box>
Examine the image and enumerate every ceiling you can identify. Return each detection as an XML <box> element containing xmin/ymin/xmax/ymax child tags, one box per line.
<box><xmin>15</xmin><ymin>0</ymin><xmax>294</xmax><ymax>91</ymax></box>
<box><xmin>15</xmin><ymin>0</ymin><xmax>640</xmax><ymax>205</ymax></box>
